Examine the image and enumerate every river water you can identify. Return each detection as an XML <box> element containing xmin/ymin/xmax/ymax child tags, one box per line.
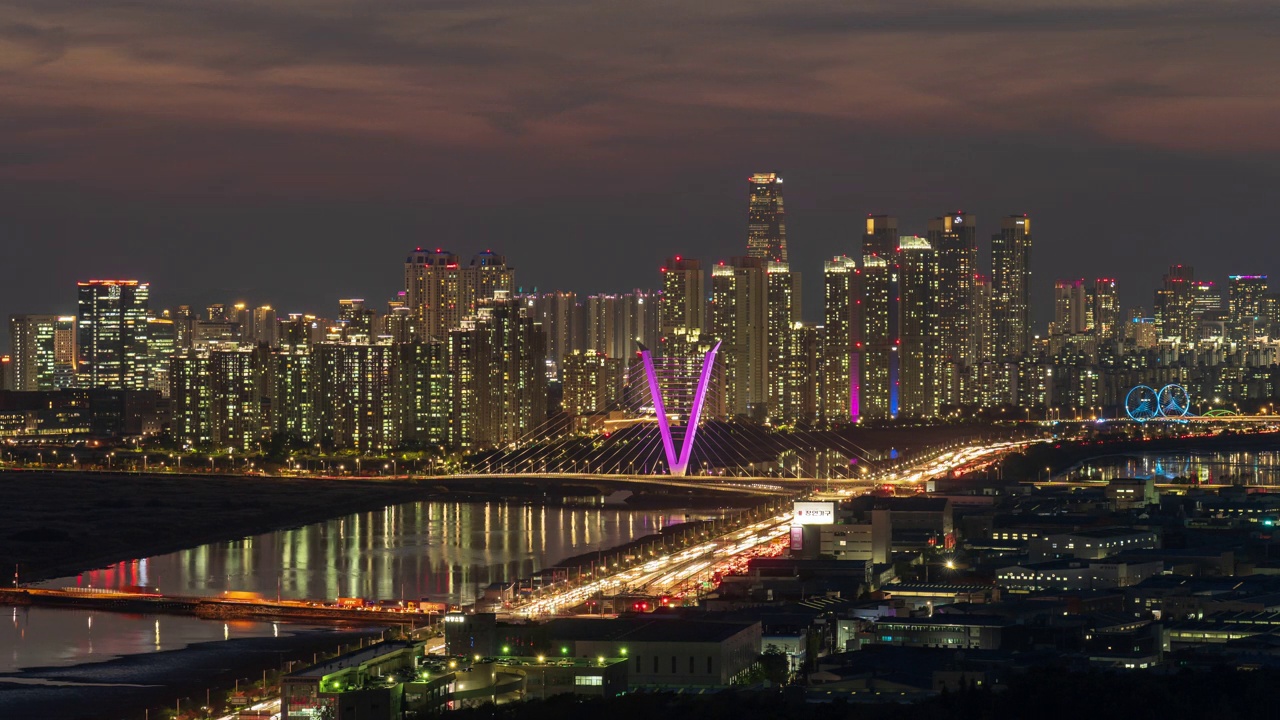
<box><xmin>3</xmin><ymin>500</ymin><xmax>690</xmax><ymax>679</ymax></box>
<box><xmin>1070</xmin><ymin>449</ymin><xmax>1280</xmax><ymax>485</ymax></box>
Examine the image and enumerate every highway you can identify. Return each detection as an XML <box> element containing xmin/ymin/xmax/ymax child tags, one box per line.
<box><xmin>506</xmin><ymin>437</ymin><xmax>1035</xmax><ymax>618</ymax></box>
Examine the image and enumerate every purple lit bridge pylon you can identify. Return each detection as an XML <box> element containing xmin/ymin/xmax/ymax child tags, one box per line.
<box><xmin>638</xmin><ymin>340</ymin><xmax>721</xmax><ymax>477</ymax></box>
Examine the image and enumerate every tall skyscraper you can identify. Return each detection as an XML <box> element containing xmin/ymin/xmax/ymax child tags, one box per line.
<box><xmin>77</xmin><ymin>280</ymin><xmax>150</xmax><ymax>390</ymax></box>
<box><xmin>821</xmin><ymin>256</ymin><xmax>857</xmax><ymax>424</ymax></box>
<box><xmin>660</xmin><ymin>257</ymin><xmax>705</xmax><ymax>335</ymax></box>
<box><xmin>991</xmin><ymin>215</ymin><xmax>1032</xmax><ymax>360</ymax></box>
<box><xmin>1228</xmin><ymin>275</ymin><xmax>1268</xmax><ymax>343</ymax></box>
<box><xmin>170</xmin><ymin>344</ymin><xmax>268</xmax><ymax>452</ymax></box>
<box><xmin>746</xmin><ymin>173</ymin><xmax>787</xmax><ymax>262</ymax></box>
<box><xmin>711</xmin><ymin>257</ymin><xmax>768</xmax><ymax>419</ymax></box>
<box><xmin>253</xmin><ymin>305</ymin><xmax>279</xmax><ymax>346</ymax></box>
<box><xmin>561</xmin><ymin>351</ymin><xmax>623</xmax><ymax>416</ymax></box>
<box><xmin>1091</xmin><ymin>279</ymin><xmax>1120</xmax><ymax>346</ymax></box>
<box><xmin>897</xmin><ymin>236</ymin><xmax>941</xmax><ymax>416</ymax></box>
<box><xmin>145</xmin><ymin>316</ymin><xmax>177</xmax><ymax>396</ymax></box>
<box><xmin>8</xmin><ymin>314</ymin><xmax>76</xmax><ymax>391</ymax></box>
<box><xmin>314</xmin><ymin>340</ymin><xmax>401</xmax><ymax>452</ymax></box>
<box><xmin>524</xmin><ymin>291</ymin><xmax>584</xmax><ymax>378</ymax></box>
<box><xmin>1051</xmin><ymin>279</ymin><xmax>1089</xmax><ymax>337</ymax></box>
<box><xmin>585</xmin><ymin>291</ymin><xmax>656</xmax><ymax>360</ymax></box>
<box><xmin>860</xmin><ymin>216</ymin><xmax>899</xmax><ymax>419</ymax></box>
<box><xmin>405</xmin><ymin>248</ymin><xmax>462</xmax><ymax>341</ymax></box>
<box><xmin>405</xmin><ymin>248</ymin><xmax>515</xmax><ymax>342</ymax></box>
<box><xmin>927</xmin><ymin>212</ymin><xmax>977</xmax><ymax>406</ymax></box>
<box><xmin>765</xmin><ymin>261</ymin><xmax>802</xmax><ymax>422</ymax></box>
<box><xmin>449</xmin><ymin>292</ymin><xmax>548</xmax><ymax>449</ymax></box>
<box><xmin>1154</xmin><ymin>264</ymin><xmax>1194</xmax><ymax>341</ymax></box>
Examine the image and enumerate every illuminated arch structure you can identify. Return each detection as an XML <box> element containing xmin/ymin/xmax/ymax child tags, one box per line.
<box><xmin>1125</xmin><ymin>383</ymin><xmax>1193</xmax><ymax>422</ymax></box>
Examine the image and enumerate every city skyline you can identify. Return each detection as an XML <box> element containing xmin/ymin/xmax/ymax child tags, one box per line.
<box><xmin>4</xmin><ymin>3</ymin><xmax>1280</xmax><ymax>344</ymax></box>
<box><xmin>4</xmin><ymin>194</ymin><xmax>1279</xmax><ymax>355</ymax></box>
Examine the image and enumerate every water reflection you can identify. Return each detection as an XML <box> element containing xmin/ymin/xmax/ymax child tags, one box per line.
<box><xmin>0</xmin><ymin>607</ymin><xmax>303</xmax><ymax>674</ymax></box>
<box><xmin>37</xmin><ymin>501</ymin><xmax>687</xmax><ymax>606</ymax></box>
<box><xmin>1073</xmin><ymin>450</ymin><xmax>1280</xmax><ymax>486</ymax></box>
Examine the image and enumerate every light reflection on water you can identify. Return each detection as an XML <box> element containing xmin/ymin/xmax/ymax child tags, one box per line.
<box><xmin>35</xmin><ymin>501</ymin><xmax>690</xmax><ymax>606</ymax></box>
<box><xmin>0</xmin><ymin>606</ymin><xmax>303</xmax><ymax>674</ymax></box>
<box><xmin>1072</xmin><ymin>450</ymin><xmax>1280</xmax><ymax>486</ymax></box>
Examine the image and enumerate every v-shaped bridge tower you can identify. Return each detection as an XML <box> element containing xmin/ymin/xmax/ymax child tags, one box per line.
<box><xmin>637</xmin><ymin>341</ymin><xmax>721</xmax><ymax>476</ymax></box>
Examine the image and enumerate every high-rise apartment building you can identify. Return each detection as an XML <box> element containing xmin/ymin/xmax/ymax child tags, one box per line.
<box><xmin>660</xmin><ymin>257</ymin><xmax>705</xmax><ymax>335</ymax></box>
<box><xmin>860</xmin><ymin>216</ymin><xmax>899</xmax><ymax>419</ymax></box>
<box><xmin>1051</xmin><ymin>280</ymin><xmax>1090</xmax><ymax>337</ymax></box>
<box><xmin>711</xmin><ymin>257</ymin><xmax>768</xmax><ymax>420</ymax></box>
<box><xmin>821</xmin><ymin>256</ymin><xmax>857</xmax><ymax>424</ymax></box>
<box><xmin>1228</xmin><ymin>275</ymin><xmax>1269</xmax><ymax>343</ymax></box>
<box><xmin>897</xmin><ymin>236</ymin><xmax>941</xmax><ymax>417</ymax></box>
<box><xmin>170</xmin><ymin>344</ymin><xmax>269</xmax><ymax>452</ymax></box>
<box><xmin>561</xmin><ymin>351</ymin><xmax>623</xmax><ymax>417</ymax></box>
<box><xmin>405</xmin><ymin>249</ymin><xmax>516</xmax><ymax>342</ymax></box>
<box><xmin>314</xmin><ymin>340</ymin><xmax>401</xmax><ymax>452</ymax></box>
<box><xmin>1154</xmin><ymin>264</ymin><xmax>1195</xmax><ymax>341</ymax></box>
<box><xmin>1091</xmin><ymin>279</ymin><xmax>1120</xmax><ymax>346</ymax></box>
<box><xmin>8</xmin><ymin>314</ymin><xmax>76</xmax><ymax>391</ymax></box>
<box><xmin>586</xmin><ymin>292</ymin><xmax>657</xmax><ymax>360</ymax></box>
<box><xmin>746</xmin><ymin>173</ymin><xmax>787</xmax><ymax>262</ymax></box>
<box><xmin>525</xmin><ymin>291</ymin><xmax>584</xmax><ymax>377</ymax></box>
<box><xmin>927</xmin><ymin>212</ymin><xmax>977</xmax><ymax>407</ymax></box>
<box><xmin>991</xmin><ymin>215</ymin><xmax>1032</xmax><ymax>360</ymax></box>
<box><xmin>77</xmin><ymin>280</ymin><xmax>150</xmax><ymax>390</ymax></box>
<box><xmin>396</xmin><ymin>341</ymin><xmax>454</xmax><ymax>449</ymax></box>
<box><xmin>449</xmin><ymin>293</ymin><xmax>548</xmax><ymax>449</ymax></box>
<box><xmin>764</xmin><ymin>262</ymin><xmax>801</xmax><ymax>421</ymax></box>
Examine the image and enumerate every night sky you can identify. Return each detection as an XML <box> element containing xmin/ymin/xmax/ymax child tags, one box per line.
<box><xmin>3</xmin><ymin>0</ymin><xmax>1280</xmax><ymax>345</ymax></box>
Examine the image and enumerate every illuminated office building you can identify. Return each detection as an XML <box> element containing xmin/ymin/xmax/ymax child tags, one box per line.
<box><xmin>77</xmin><ymin>280</ymin><xmax>150</xmax><ymax>390</ymax></box>
<box><xmin>927</xmin><ymin>212</ymin><xmax>977</xmax><ymax>406</ymax></box>
<box><xmin>821</xmin><ymin>256</ymin><xmax>858</xmax><ymax>423</ymax></box>
<box><xmin>746</xmin><ymin>173</ymin><xmax>787</xmax><ymax>262</ymax></box>
<box><xmin>711</xmin><ymin>257</ymin><xmax>768</xmax><ymax>420</ymax></box>
<box><xmin>145</xmin><ymin>316</ymin><xmax>177</xmax><ymax>396</ymax></box>
<box><xmin>8</xmin><ymin>314</ymin><xmax>76</xmax><ymax>391</ymax></box>
<box><xmin>1228</xmin><ymin>275</ymin><xmax>1269</xmax><ymax>343</ymax></box>
<box><xmin>991</xmin><ymin>215</ymin><xmax>1032</xmax><ymax>360</ymax></box>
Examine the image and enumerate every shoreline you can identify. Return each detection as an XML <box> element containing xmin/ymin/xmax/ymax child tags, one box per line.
<box><xmin>2</xmin><ymin>471</ymin><xmax>761</xmax><ymax>585</ymax></box>
<box><xmin>0</xmin><ymin>620</ymin><xmax>385</xmax><ymax>720</ymax></box>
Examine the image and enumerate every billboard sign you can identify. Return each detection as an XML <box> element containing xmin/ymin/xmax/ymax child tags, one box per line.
<box><xmin>793</xmin><ymin>501</ymin><xmax>835</xmax><ymax>526</ymax></box>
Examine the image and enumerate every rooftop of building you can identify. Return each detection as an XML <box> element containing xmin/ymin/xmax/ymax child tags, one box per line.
<box><xmin>287</xmin><ymin>641</ymin><xmax>416</xmax><ymax>680</ymax></box>
<box><xmin>1047</xmin><ymin>527</ymin><xmax>1157</xmax><ymax>540</ymax></box>
<box><xmin>546</xmin><ymin>617</ymin><xmax>758</xmax><ymax>644</ymax></box>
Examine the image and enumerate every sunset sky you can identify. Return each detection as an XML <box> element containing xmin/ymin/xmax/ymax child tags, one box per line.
<box><xmin>3</xmin><ymin>0</ymin><xmax>1279</xmax><ymax>328</ymax></box>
